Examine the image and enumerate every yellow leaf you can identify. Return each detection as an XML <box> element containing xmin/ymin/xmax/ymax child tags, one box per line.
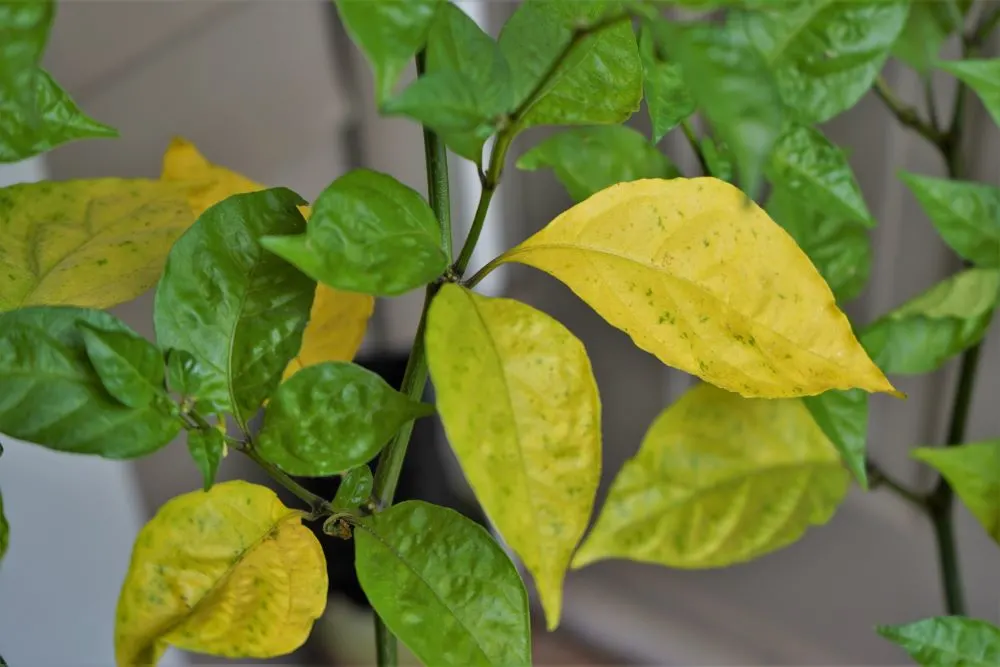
<box><xmin>161</xmin><ymin>137</ymin><xmax>374</xmax><ymax>375</ymax></box>
<box><xmin>499</xmin><ymin>177</ymin><xmax>898</xmax><ymax>399</ymax></box>
<box><xmin>0</xmin><ymin>179</ymin><xmax>193</xmax><ymax>311</ymax></box>
<box><xmin>115</xmin><ymin>481</ymin><xmax>328</xmax><ymax>666</ymax></box>
<box><xmin>572</xmin><ymin>383</ymin><xmax>849</xmax><ymax>570</ymax></box>
<box><xmin>425</xmin><ymin>284</ymin><xmax>601</xmax><ymax>630</ymax></box>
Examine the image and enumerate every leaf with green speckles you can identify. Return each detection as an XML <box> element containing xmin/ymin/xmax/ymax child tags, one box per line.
<box><xmin>256</xmin><ymin>362</ymin><xmax>433</xmax><ymax>477</ymax></box>
<box><xmin>79</xmin><ymin>322</ymin><xmax>165</xmax><ymax>409</ymax></box>
<box><xmin>0</xmin><ymin>179</ymin><xmax>194</xmax><ymax>312</ymax></box>
<box><xmin>115</xmin><ymin>481</ymin><xmax>328</xmax><ymax>666</ymax></box>
<box><xmin>154</xmin><ymin>188</ymin><xmax>316</xmax><ymax>429</ymax></box>
<box><xmin>355</xmin><ymin>500</ymin><xmax>531</xmax><ymax>666</ymax></box>
<box><xmin>426</xmin><ymin>284</ymin><xmax>601</xmax><ymax>630</ymax></box>
<box><xmin>333</xmin><ymin>466</ymin><xmax>373</xmax><ymax>511</ymax></box>
<box><xmin>0</xmin><ymin>488</ymin><xmax>8</xmax><ymax>563</ymax></box>
<box><xmin>186</xmin><ymin>428</ymin><xmax>226</xmax><ymax>492</ymax></box>
<box><xmin>878</xmin><ymin>616</ymin><xmax>1000</xmax><ymax>666</ymax></box>
<box><xmin>860</xmin><ymin>268</ymin><xmax>1000</xmax><ymax>375</ymax></box>
<box><xmin>913</xmin><ymin>441</ymin><xmax>1000</xmax><ymax>544</ymax></box>
<box><xmin>0</xmin><ymin>307</ymin><xmax>180</xmax><ymax>458</ymax></box>
<box><xmin>498</xmin><ymin>177</ymin><xmax>899</xmax><ymax>399</ymax></box>
<box><xmin>573</xmin><ymin>383</ymin><xmax>850</xmax><ymax>569</ymax></box>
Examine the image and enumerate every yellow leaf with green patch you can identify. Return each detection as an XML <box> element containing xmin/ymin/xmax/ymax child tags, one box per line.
<box><xmin>0</xmin><ymin>179</ymin><xmax>193</xmax><ymax>311</ymax></box>
<box><xmin>425</xmin><ymin>284</ymin><xmax>601</xmax><ymax>630</ymax></box>
<box><xmin>498</xmin><ymin>177</ymin><xmax>898</xmax><ymax>399</ymax></box>
<box><xmin>573</xmin><ymin>383</ymin><xmax>849</xmax><ymax>570</ymax></box>
<box><xmin>114</xmin><ymin>480</ymin><xmax>327</xmax><ymax>666</ymax></box>
<box><xmin>161</xmin><ymin>137</ymin><xmax>374</xmax><ymax>376</ymax></box>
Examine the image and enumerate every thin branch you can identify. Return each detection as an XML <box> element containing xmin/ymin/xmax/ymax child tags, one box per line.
<box><xmin>873</xmin><ymin>76</ymin><xmax>945</xmax><ymax>146</ymax></box>
<box><xmin>240</xmin><ymin>445</ymin><xmax>332</xmax><ymax>518</ymax></box>
<box><xmin>967</xmin><ymin>5</ymin><xmax>1000</xmax><ymax>51</ymax></box>
<box><xmin>680</xmin><ymin>119</ymin><xmax>709</xmax><ymax>176</ymax></box>
<box><xmin>867</xmin><ymin>460</ymin><xmax>929</xmax><ymax>511</ymax></box>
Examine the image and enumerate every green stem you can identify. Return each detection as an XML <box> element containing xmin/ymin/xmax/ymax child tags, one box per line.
<box><xmin>680</xmin><ymin>119</ymin><xmax>709</xmax><ymax>176</ymax></box>
<box><xmin>242</xmin><ymin>446</ymin><xmax>332</xmax><ymax>517</ymax></box>
<box><xmin>873</xmin><ymin>76</ymin><xmax>945</xmax><ymax>145</ymax></box>
<box><xmin>968</xmin><ymin>5</ymin><xmax>1000</xmax><ymax>49</ymax></box>
<box><xmin>867</xmin><ymin>460</ymin><xmax>928</xmax><ymax>511</ymax></box>
<box><xmin>418</xmin><ymin>51</ymin><xmax>453</xmax><ymax>261</ymax></box>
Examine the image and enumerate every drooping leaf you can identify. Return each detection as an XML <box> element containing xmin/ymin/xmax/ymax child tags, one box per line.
<box><xmin>261</xmin><ymin>169</ymin><xmax>447</xmax><ymax>296</ymax></box>
<box><xmin>0</xmin><ymin>489</ymin><xmax>8</xmax><ymax>563</ymax></box>
<box><xmin>0</xmin><ymin>307</ymin><xmax>180</xmax><ymax>458</ymax></box>
<box><xmin>573</xmin><ymin>383</ymin><xmax>850</xmax><ymax>569</ymax></box>
<box><xmin>425</xmin><ymin>284</ymin><xmax>601</xmax><ymax>629</ymax></box>
<box><xmin>664</xmin><ymin>18</ymin><xmax>784</xmax><ymax>197</ymax></box>
<box><xmin>638</xmin><ymin>23</ymin><xmax>695</xmax><ymax>142</ymax></box>
<box><xmin>186</xmin><ymin>427</ymin><xmax>225</xmax><ymax>492</ymax></box>
<box><xmin>384</xmin><ymin>2</ymin><xmax>513</xmax><ymax>163</ymax></box>
<box><xmin>114</xmin><ymin>481</ymin><xmax>328</xmax><ymax>665</ymax></box>
<box><xmin>0</xmin><ymin>179</ymin><xmax>193</xmax><ymax>312</ymax></box>
<box><xmin>767</xmin><ymin>123</ymin><xmax>873</xmax><ymax>227</ymax></box>
<box><xmin>900</xmin><ymin>172</ymin><xmax>1000</xmax><ymax>268</ymax></box>
<box><xmin>892</xmin><ymin>0</ymin><xmax>966</xmax><ymax>74</ymax></box>
<box><xmin>745</xmin><ymin>0</ymin><xmax>909</xmax><ymax>123</ymax></box>
<box><xmin>913</xmin><ymin>441</ymin><xmax>1000</xmax><ymax>543</ymax></box>
<box><xmin>256</xmin><ymin>362</ymin><xmax>433</xmax><ymax>477</ymax></box>
<box><xmin>803</xmin><ymin>388</ymin><xmax>869</xmax><ymax>488</ymax></box>
<box><xmin>938</xmin><ymin>59</ymin><xmax>1000</xmax><ymax>129</ymax></box>
<box><xmin>499</xmin><ymin>177</ymin><xmax>898</xmax><ymax>399</ymax></box>
<box><xmin>165</xmin><ymin>349</ymin><xmax>222</xmax><ymax>415</ymax></box>
<box><xmin>516</xmin><ymin>125</ymin><xmax>679</xmax><ymax>203</ymax></box>
<box><xmin>79</xmin><ymin>322</ymin><xmax>165</xmax><ymax>409</ymax></box>
<box><xmin>332</xmin><ymin>466</ymin><xmax>374</xmax><ymax>511</ymax></box>
<box><xmin>860</xmin><ymin>268</ymin><xmax>1000</xmax><ymax>375</ymax></box>
<box><xmin>878</xmin><ymin>616</ymin><xmax>1000</xmax><ymax>667</ymax></box>
<box><xmin>498</xmin><ymin>0</ymin><xmax>642</xmax><ymax>131</ymax></box>
<box><xmin>160</xmin><ymin>138</ymin><xmax>375</xmax><ymax>382</ymax></box>
<box><xmin>333</xmin><ymin>0</ymin><xmax>441</xmax><ymax>104</ymax></box>
<box><xmin>355</xmin><ymin>500</ymin><xmax>531</xmax><ymax>667</ymax></box>
<box><xmin>154</xmin><ymin>188</ymin><xmax>315</xmax><ymax>428</ymax></box>
<box><xmin>767</xmin><ymin>185</ymin><xmax>872</xmax><ymax>302</ymax></box>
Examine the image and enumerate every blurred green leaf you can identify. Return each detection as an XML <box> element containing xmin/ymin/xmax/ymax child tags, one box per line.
<box><xmin>803</xmin><ymin>389</ymin><xmax>869</xmax><ymax>488</ymax></box>
<box><xmin>79</xmin><ymin>322</ymin><xmax>165</xmax><ymax>409</ymax></box>
<box><xmin>638</xmin><ymin>23</ymin><xmax>695</xmax><ymax>142</ymax></box>
<box><xmin>938</xmin><ymin>59</ymin><xmax>1000</xmax><ymax>130</ymax></box>
<box><xmin>186</xmin><ymin>428</ymin><xmax>225</xmax><ymax>492</ymax></box>
<box><xmin>878</xmin><ymin>616</ymin><xmax>1000</xmax><ymax>667</ymax></box>
<box><xmin>913</xmin><ymin>441</ymin><xmax>1000</xmax><ymax>543</ymax></box>
<box><xmin>701</xmin><ymin>135</ymin><xmax>735</xmax><ymax>182</ymax></box>
<box><xmin>892</xmin><ymin>0</ymin><xmax>969</xmax><ymax>74</ymax></box>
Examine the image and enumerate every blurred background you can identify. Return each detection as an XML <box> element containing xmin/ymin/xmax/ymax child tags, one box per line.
<box><xmin>0</xmin><ymin>1</ymin><xmax>998</xmax><ymax>665</ymax></box>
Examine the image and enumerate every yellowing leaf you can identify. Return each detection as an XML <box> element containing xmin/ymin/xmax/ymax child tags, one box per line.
<box><xmin>160</xmin><ymin>137</ymin><xmax>374</xmax><ymax>377</ymax></box>
<box><xmin>115</xmin><ymin>480</ymin><xmax>327</xmax><ymax>666</ymax></box>
<box><xmin>425</xmin><ymin>284</ymin><xmax>601</xmax><ymax>630</ymax></box>
<box><xmin>573</xmin><ymin>383</ymin><xmax>849</xmax><ymax>570</ymax></box>
<box><xmin>0</xmin><ymin>179</ymin><xmax>193</xmax><ymax>311</ymax></box>
<box><xmin>499</xmin><ymin>177</ymin><xmax>897</xmax><ymax>399</ymax></box>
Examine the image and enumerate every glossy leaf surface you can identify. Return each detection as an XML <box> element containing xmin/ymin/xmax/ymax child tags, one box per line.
<box><xmin>0</xmin><ymin>179</ymin><xmax>193</xmax><ymax>312</ymax></box>
<box><xmin>517</xmin><ymin>125</ymin><xmax>679</xmax><ymax>203</ymax></box>
<box><xmin>803</xmin><ymin>388</ymin><xmax>869</xmax><ymax>488</ymax></box>
<box><xmin>878</xmin><ymin>616</ymin><xmax>1000</xmax><ymax>667</ymax></box>
<box><xmin>500</xmin><ymin>177</ymin><xmax>897</xmax><ymax>398</ymax></box>
<box><xmin>0</xmin><ymin>307</ymin><xmax>179</xmax><ymax>458</ymax></box>
<box><xmin>574</xmin><ymin>383</ymin><xmax>849</xmax><ymax>568</ymax></box>
<box><xmin>154</xmin><ymin>188</ymin><xmax>315</xmax><ymax>427</ymax></box>
<box><xmin>256</xmin><ymin>362</ymin><xmax>433</xmax><ymax>477</ymax></box>
<box><xmin>261</xmin><ymin>169</ymin><xmax>447</xmax><ymax>297</ymax></box>
<box><xmin>939</xmin><ymin>59</ymin><xmax>1000</xmax><ymax>129</ymax></box>
<box><xmin>187</xmin><ymin>428</ymin><xmax>226</xmax><ymax>492</ymax></box>
<box><xmin>166</xmin><ymin>349</ymin><xmax>222</xmax><ymax>415</ymax></box>
<box><xmin>913</xmin><ymin>441</ymin><xmax>1000</xmax><ymax>543</ymax></box>
<box><xmin>861</xmin><ymin>268</ymin><xmax>1000</xmax><ymax>375</ymax></box>
<box><xmin>79</xmin><ymin>322</ymin><xmax>165</xmax><ymax>408</ymax></box>
<box><xmin>638</xmin><ymin>23</ymin><xmax>695</xmax><ymax>142</ymax></box>
<box><xmin>355</xmin><ymin>500</ymin><xmax>531</xmax><ymax>667</ymax></box>
<box><xmin>426</xmin><ymin>284</ymin><xmax>601</xmax><ymax>629</ymax></box>
<box><xmin>115</xmin><ymin>481</ymin><xmax>327</xmax><ymax>665</ymax></box>
<box><xmin>332</xmin><ymin>466</ymin><xmax>373</xmax><ymax>511</ymax></box>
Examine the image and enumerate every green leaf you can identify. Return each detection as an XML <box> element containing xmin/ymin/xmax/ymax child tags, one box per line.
<box><xmin>332</xmin><ymin>466</ymin><xmax>373</xmax><ymax>511</ymax></box>
<box><xmin>333</xmin><ymin>0</ymin><xmax>441</xmax><ymax>104</ymax></box>
<box><xmin>701</xmin><ymin>135</ymin><xmax>735</xmax><ymax>182</ymax></box>
<box><xmin>256</xmin><ymin>362</ymin><xmax>432</xmax><ymax>477</ymax></box>
<box><xmin>892</xmin><ymin>0</ymin><xmax>965</xmax><ymax>74</ymax></box>
<box><xmin>385</xmin><ymin>3</ymin><xmax>513</xmax><ymax>163</ymax></box>
<box><xmin>355</xmin><ymin>500</ymin><xmax>531</xmax><ymax>667</ymax></box>
<box><xmin>516</xmin><ymin>125</ymin><xmax>679</xmax><ymax>203</ymax></box>
<box><xmin>0</xmin><ymin>0</ymin><xmax>53</xmax><ymax>99</ymax></box>
<box><xmin>79</xmin><ymin>322</ymin><xmax>164</xmax><ymax>409</ymax></box>
<box><xmin>913</xmin><ymin>441</ymin><xmax>1000</xmax><ymax>543</ymax></box>
<box><xmin>0</xmin><ymin>307</ymin><xmax>180</xmax><ymax>458</ymax></box>
<box><xmin>0</xmin><ymin>488</ymin><xmax>8</xmax><ymax>563</ymax></box>
<box><xmin>261</xmin><ymin>170</ymin><xmax>447</xmax><ymax>297</ymax></box>
<box><xmin>767</xmin><ymin>185</ymin><xmax>873</xmax><ymax>302</ymax></box>
<box><xmin>803</xmin><ymin>389</ymin><xmax>869</xmax><ymax>489</ymax></box>
<box><xmin>878</xmin><ymin>616</ymin><xmax>1000</xmax><ymax>667</ymax></box>
<box><xmin>638</xmin><ymin>23</ymin><xmax>695</xmax><ymax>143</ymax></box>
<box><xmin>165</xmin><ymin>348</ymin><xmax>223</xmax><ymax>415</ymax></box>
<box><xmin>938</xmin><ymin>59</ymin><xmax>1000</xmax><ymax>129</ymax></box>
<box><xmin>860</xmin><ymin>268</ymin><xmax>1000</xmax><ymax>374</ymax></box>
<box><xmin>767</xmin><ymin>123</ymin><xmax>873</xmax><ymax>227</ymax></box>
<box><xmin>573</xmin><ymin>383</ymin><xmax>850</xmax><ymax>569</ymax></box>
<box><xmin>900</xmin><ymin>173</ymin><xmax>1000</xmax><ymax>268</ymax></box>
<box><xmin>426</xmin><ymin>284</ymin><xmax>601</xmax><ymax>630</ymax></box>
<box><xmin>665</xmin><ymin>17</ymin><xmax>784</xmax><ymax>198</ymax></box>
<box><xmin>155</xmin><ymin>188</ymin><xmax>315</xmax><ymax>429</ymax></box>
<box><xmin>186</xmin><ymin>428</ymin><xmax>225</xmax><ymax>492</ymax></box>
<box><xmin>745</xmin><ymin>0</ymin><xmax>909</xmax><ymax>123</ymax></box>
<box><xmin>499</xmin><ymin>0</ymin><xmax>642</xmax><ymax>131</ymax></box>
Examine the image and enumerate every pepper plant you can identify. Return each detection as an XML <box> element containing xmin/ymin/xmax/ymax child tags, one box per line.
<box><xmin>0</xmin><ymin>0</ymin><xmax>998</xmax><ymax>666</ymax></box>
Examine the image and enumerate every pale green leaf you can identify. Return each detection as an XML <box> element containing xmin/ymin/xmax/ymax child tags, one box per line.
<box><xmin>892</xmin><ymin>0</ymin><xmax>966</xmax><ymax>74</ymax></box>
<box><xmin>803</xmin><ymin>389</ymin><xmax>869</xmax><ymax>488</ymax></box>
<box><xmin>938</xmin><ymin>59</ymin><xmax>1000</xmax><ymax>129</ymax></box>
<box><xmin>878</xmin><ymin>616</ymin><xmax>1000</xmax><ymax>667</ymax></box>
<box><xmin>913</xmin><ymin>441</ymin><xmax>1000</xmax><ymax>543</ymax></box>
